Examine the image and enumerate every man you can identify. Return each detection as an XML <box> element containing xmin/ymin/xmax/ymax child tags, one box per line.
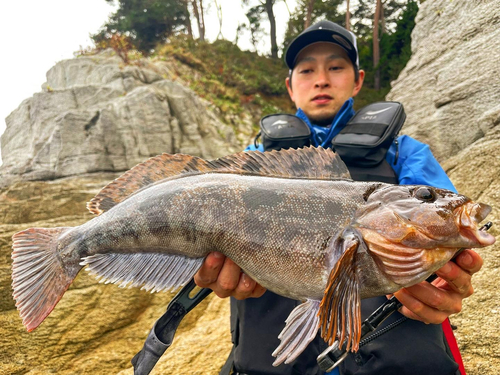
<box><xmin>194</xmin><ymin>21</ymin><xmax>483</xmax><ymax>375</ymax></box>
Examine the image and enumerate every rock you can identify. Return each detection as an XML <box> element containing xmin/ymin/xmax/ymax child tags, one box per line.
<box><xmin>0</xmin><ymin>51</ymin><xmax>241</xmax><ymax>188</ymax></box>
<box><xmin>387</xmin><ymin>0</ymin><xmax>500</xmax><ymax>162</ymax></box>
<box><xmin>387</xmin><ymin>1</ymin><xmax>500</xmax><ymax>373</ymax></box>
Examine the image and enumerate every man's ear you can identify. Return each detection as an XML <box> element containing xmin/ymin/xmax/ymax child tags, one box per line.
<box><xmin>286</xmin><ymin>77</ymin><xmax>295</xmax><ymax>103</ymax></box>
<box><xmin>352</xmin><ymin>70</ymin><xmax>365</xmax><ymax>98</ymax></box>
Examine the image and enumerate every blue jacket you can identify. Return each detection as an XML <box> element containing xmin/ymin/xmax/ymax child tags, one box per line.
<box><xmin>246</xmin><ymin>98</ymin><xmax>456</xmax><ymax>193</ymax></box>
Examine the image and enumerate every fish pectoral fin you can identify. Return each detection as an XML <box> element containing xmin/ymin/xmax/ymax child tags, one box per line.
<box><xmin>272</xmin><ymin>299</ymin><xmax>320</xmax><ymax>366</ymax></box>
<box><xmin>80</xmin><ymin>252</ymin><xmax>204</xmax><ymax>293</ymax></box>
<box><xmin>319</xmin><ymin>234</ymin><xmax>361</xmax><ymax>352</ymax></box>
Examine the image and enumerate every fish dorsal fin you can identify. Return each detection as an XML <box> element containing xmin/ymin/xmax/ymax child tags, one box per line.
<box><xmin>212</xmin><ymin>146</ymin><xmax>351</xmax><ymax>180</ymax></box>
<box><xmin>87</xmin><ymin>147</ymin><xmax>351</xmax><ymax>215</ymax></box>
<box><xmin>87</xmin><ymin>153</ymin><xmax>215</xmax><ymax>215</ymax></box>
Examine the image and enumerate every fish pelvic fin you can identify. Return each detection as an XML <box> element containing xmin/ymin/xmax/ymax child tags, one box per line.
<box><xmin>319</xmin><ymin>233</ymin><xmax>361</xmax><ymax>352</ymax></box>
<box><xmin>11</xmin><ymin>227</ymin><xmax>77</xmax><ymax>332</ymax></box>
<box><xmin>80</xmin><ymin>253</ymin><xmax>203</xmax><ymax>293</ymax></box>
<box><xmin>272</xmin><ymin>299</ymin><xmax>320</xmax><ymax>366</ymax></box>
<box><xmin>87</xmin><ymin>147</ymin><xmax>351</xmax><ymax>215</ymax></box>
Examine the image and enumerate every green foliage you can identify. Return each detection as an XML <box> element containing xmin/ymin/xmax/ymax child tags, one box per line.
<box><xmin>92</xmin><ymin>0</ymin><xmax>189</xmax><ymax>54</ymax></box>
<box><xmin>282</xmin><ymin>0</ymin><xmax>344</xmax><ymax>53</ymax></box>
<box><xmin>357</xmin><ymin>0</ymin><xmax>418</xmax><ymax>92</ymax></box>
<box><xmin>155</xmin><ymin>36</ymin><xmax>293</xmax><ymax>121</ymax></box>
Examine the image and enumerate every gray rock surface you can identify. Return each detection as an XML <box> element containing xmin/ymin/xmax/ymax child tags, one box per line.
<box><xmin>0</xmin><ymin>51</ymin><xmax>241</xmax><ymax>187</ymax></box>
<box><xmin>387</xmin><ymin>0</ymin><xmax>500</xmax><ymax>161</ymax></box>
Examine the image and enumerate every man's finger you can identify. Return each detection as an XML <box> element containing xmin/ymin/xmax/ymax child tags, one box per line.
<box><xmin>395</xmin><ymin>287</ymin><xmax>452</xmax><ymax>324</ymax></box>
<box><xmin>454</xmin><ymin>249</ymin><xmax>483</xmax><ymax>274</ymax></box>
<box><xmin>401</xmin><ymin>282</ymin><xmax>462</xmax><ymax>314</ymax></box>
<box><xmin>194</xmin><ymin>252</ymin><xmax>226</xmax><ymax>287</ymax></box>
<box><xmin>434</xmin><ymin>260</ymin><xmax>473</xmax><ymax>297</ymax></box>
<box><xmin>232</xmin><ymin>273</ymin><xmax>257</xmax><ymax>300</ymax></box>
<box><xmin>215</xmin><ymin>258</ymin><xmax>243</xmax><ymax>298</ymax></box>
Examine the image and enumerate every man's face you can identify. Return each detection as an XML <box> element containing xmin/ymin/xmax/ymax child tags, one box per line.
<box><xmin>286</xmin><ymin>42</ymin><xmax>365</xmax><ymax>125</ymax></box>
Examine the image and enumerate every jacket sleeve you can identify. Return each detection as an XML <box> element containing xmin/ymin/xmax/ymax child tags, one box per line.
<box><xmin>386</xmin><ymin>135</ymin><xmax>457</xmax><ymax>193</ymax></box>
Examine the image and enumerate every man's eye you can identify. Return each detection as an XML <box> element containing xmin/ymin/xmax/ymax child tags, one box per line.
<box><xmin>329</xmin><ymin>66</ymin><xmax>342</xmax><ymax>71</ymax></box>
<box><xmin>299</xmin><ymin>69</ymin><xmax>312</xmax><ymax>74</ymax></box>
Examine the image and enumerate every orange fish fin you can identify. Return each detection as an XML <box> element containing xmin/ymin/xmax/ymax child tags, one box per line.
<box><xmin>11</xmin><ymin>227</ymin><xmax>77</xmax><ymax>332</ymax></box>
<box><xmin>319</xmin><ymin>235</ymin><xmax>362</xmax><ymax>352</ymax></box>
<box><xmin>272</xmin><ymin>299</ymin><xmax>320</xmax><ymax>366</ymax></box>
<box><xmin>80</xmin><ymin>252</ymin><xmax>204</xmax><ymax>293</ymax></box>
<box><xmin>87</xmin><ymin>153</ymin><xmax>214</xmax><ymax>215</ymax></box>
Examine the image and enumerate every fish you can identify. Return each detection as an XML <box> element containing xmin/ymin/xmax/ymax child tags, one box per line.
<box><xmin>11</xmin><ymin>147</ymin><xmax>495</xmax><ymax>366</ymax></box>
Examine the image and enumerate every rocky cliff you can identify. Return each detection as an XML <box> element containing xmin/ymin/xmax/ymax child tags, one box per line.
<box><xmin>1</xmin><ymin>0</ymin><xmax>499</xmax><ymax>374</ymax></box>
<box><xmin>387</xmin><ymin>0</ymin><xmax>500</xmax><ymax>373</ymax></box>
<box><xmin>387</xmin><ymin>0</ymin><xmax>500</xmax><ymax>162</ymax></box>
<box><xmin>0</xmin><ymin>50</ymin><xmax>245</xmax><ymax>188</ymax></box>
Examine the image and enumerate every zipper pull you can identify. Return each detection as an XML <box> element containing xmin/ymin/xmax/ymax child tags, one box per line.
<box><xmin>393</xmin><ymin>139</ymin><xmax>399</xmax><ymax>165</ymax></box>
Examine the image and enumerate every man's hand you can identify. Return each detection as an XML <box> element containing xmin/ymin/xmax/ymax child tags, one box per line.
<box><xmin>194</xmin><ymin>252</ymin><xmax>267</xmax><ymax>300</ymax></box>
<box><xmin>394</xmin><ymin>249</ymin><xmax>483</xmax><ymax>324</ymax></box>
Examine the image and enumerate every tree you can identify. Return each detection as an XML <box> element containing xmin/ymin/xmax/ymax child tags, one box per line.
<box><xmin>304</xmin><ymin>0</ymin><xmax>316</xmax><ymax>29</ymax></box>
<box><xmin>283</xmin><ymin>0</ymin><xmax>343</xmax><ymax>52</ymax></box>
<box><xmin>182</xmin><ymin>0</ymin><xmax>193</xmax><ymax>39</ymax></box>
<box><xmin>191</xmin><ymin>0</ymin><xmax>206</xmax><ymax>41</ymax></box>
<box><xmin>373</xmin><ymin>0</ymin><xmax>382</xmax><ymax>90</ymax></box>
<box><xmin>243</xmin><ymin>0</ymin><xmax>279</xmax><ymax>58</ymax></box>
<box><xmin>345</xmin><ymin>0</ymin><xmax>351</xmax><ymax>31</ymax></box>
<box><xmin>265</xmin><ymin>0</ymin><xmax>279</xmax><ymax>58</ymax></box>
<box><xmin>93</xmin><ymin>0</ymin><xmax>189</xmax><ymax>53</ymax></box>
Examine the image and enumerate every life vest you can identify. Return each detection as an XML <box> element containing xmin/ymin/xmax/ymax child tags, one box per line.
<box><xmin>222</xmin><ymin>104</ymin><xmax>462</xmax><ymax>375</ymax></box>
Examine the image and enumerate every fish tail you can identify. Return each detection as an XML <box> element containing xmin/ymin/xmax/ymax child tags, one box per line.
<box><xmin>11</xmin><ymin>227</ymin><xmax>78</xmax><ymax>332</ymax></box>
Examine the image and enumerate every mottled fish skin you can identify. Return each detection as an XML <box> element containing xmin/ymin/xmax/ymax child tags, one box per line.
<box><xmin>70</xmin><ymin>173</ymin><xmax>375</xmax><ymax>301</ymax></box>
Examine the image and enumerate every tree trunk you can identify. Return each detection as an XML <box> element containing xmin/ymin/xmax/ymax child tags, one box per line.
<box><xmin>373</xmin><ymin>0</ymin><xmax>381</xmax><ymax>90</ymax></box>
<box><xmin>345</xmin><ymin>0</ymin><xmax>350</xmax><ymax>31</ymax></box>
<box><xmin>199</xmin><ymin>0</ymin><xmax>206</xmax><ymax>41</ymax></box>
<box><xmin>380</xmin><ymin>0</ymin><xmax>385</xmax><ymax>35</ymax></box>
<box><xmin>304</xmin><ymin>0</ymin><xmax>316</xmax><ymax>29</ymax></box>
<box><xmin>214</xmin><ymin>0</ymin><xmax>223</xmax><ymax>40</ymax></box>
<box><xmin>191</xmin><ymin>0</ymin><xmax>205</xmax><ymax>41</ymax></box>
<box><xmin>265</xmin><ymin>0</ymin><xmax>278</xmax><ymax>58</ymax></box>
<box><xmin>183</xmin><ymin>0</ymin><xmax>193</xmax><ymax>38</ymax></box>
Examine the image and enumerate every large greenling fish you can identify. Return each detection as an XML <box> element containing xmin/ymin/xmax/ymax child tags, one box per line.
<box><xmin>11</xmin><ymin>147</ymin><xmax>495</xmax><ymax>365</ymax></box>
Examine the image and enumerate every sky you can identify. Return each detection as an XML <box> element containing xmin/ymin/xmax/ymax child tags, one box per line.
<box><xmin>0</xmin><ymin>0</ymin><xmax>297</xmax><ymax>164</ymax></box>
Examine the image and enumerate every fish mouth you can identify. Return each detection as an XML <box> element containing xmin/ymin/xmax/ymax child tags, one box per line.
<box><xmin>459</xmin><ymin>202</ymin><xmax>495</xmax><ymax>246</ymax></box>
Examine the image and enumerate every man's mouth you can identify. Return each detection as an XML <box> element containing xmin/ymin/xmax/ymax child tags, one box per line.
<box><xmin>312</xmin><ymin>94</ymin><xmax>332</xmax><ymax>105</ymax></box>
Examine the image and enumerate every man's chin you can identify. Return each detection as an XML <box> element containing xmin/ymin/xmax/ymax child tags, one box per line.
<box><xmin>306</xmin><ymin>113</ymin><xmax>336</xmax><ymax>126</ymax></box>
<box><xmin>302</xmin><ymin>107</ymin><xmax>339</xmax><ymax>126</ymax></box>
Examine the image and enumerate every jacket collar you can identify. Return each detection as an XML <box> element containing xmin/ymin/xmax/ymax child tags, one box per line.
<box><xmin>295</xmin><ymin>98</ymin><xmax>355</xmax><ymax>147</ymax></box>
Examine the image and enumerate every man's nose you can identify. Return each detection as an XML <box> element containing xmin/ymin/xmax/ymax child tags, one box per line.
<box><xmin>314</xmin><ymin>71</ymin><xmax>330</xmax><ymax>88</ymax></box>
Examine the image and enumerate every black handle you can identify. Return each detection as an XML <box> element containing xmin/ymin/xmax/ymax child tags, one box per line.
<box><xmin>132</xmin><ymin>280</ymin><xmax>212</xmax><ymax>375</ymax></box>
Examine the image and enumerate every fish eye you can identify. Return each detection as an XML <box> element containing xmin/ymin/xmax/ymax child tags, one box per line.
<box><xmin>415</xmin><ymin>187</ymin><xmax>436</xmax><ymax>202</ymax></box>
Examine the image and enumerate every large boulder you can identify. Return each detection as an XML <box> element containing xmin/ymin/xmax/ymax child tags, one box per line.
<box><xmin>387</xmin><ymin>0</ymin><xmax>500</xmax><ymax>162</ymax></box>
<box><xmin>0</xmin><ymin>51</ymin><xmax>241</xmax><ymax>188</ymax></box>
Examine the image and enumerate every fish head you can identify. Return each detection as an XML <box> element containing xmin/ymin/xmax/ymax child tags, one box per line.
<box><xmin>352</xmin><ymin>185</ymin><xmax>495</xmax><ymax>287</ymax></box>
<box><xmin>355</xmin><ymin>185</ymin><xmax>494</xmax><ymax>248</ymax></box>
